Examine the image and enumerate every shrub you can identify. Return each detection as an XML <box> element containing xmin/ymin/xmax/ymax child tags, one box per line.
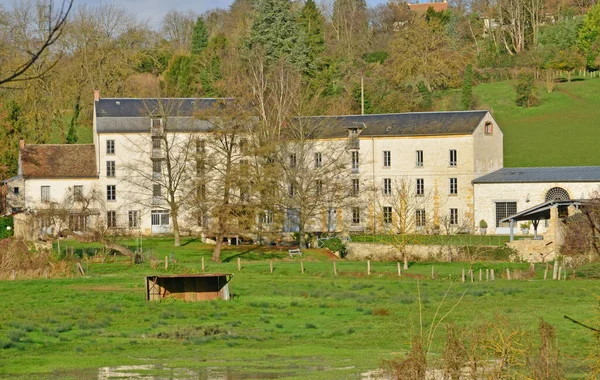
<box><xmin>321</xmin><ymin>237</ymin><xmax>347</xmax><ymax>258</ymax></box>
<box><xmin>0</xmin><ymin>217</ymin><xmax>14</xmax><ymax>239</ymax></box>
<box><xmin>515</xmin><ymin>72</ymin><xmax>538</xmax><ymax>108</ymax></box>
<box><xmin>479</xmin><ymin>219</ymin><xmax>488</xmax><ymax>228</ymax></box>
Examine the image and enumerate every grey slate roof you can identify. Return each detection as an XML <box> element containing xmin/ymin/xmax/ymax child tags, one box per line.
<box><xmin>298</xmin><ymin>111</ymin><xmax>490</xmax><ymax>138</ymax></box>
<box><xmin>95</xmin><ymin>98</ymin><xmax>227</xmax><ymax>118</ymax></box>
<box><xmin>473</xmin><ymin>167</ymin><xmax>600</xmax><ymax>184</ymax></box>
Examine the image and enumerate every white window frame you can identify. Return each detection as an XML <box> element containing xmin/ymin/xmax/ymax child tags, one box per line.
<box><xmin>416</xmin><ymin>209</ymin><xmax>426</xmax><ymax>228</ymax></box>
<box><xmin>128</xmin><ymin>210</ymin><xmax>139</xmax><ymax>228</ymax></box>
<box><xmin>449</xmin><ymin>178</ymin><xmax>458</xmax><ymax>195</ymax></box>
<box><xmin>383</xmin><ymin>178</ymin><xmax>391</xmax><ymax>195</ymax></box>
<box><xmin>416</xmin><ymin>150</ymin><xmax>423</xmax><ymax>167</ymax></box>
<box><xmin>383</xmin><ymin>206</ymin><xmax>392</xmax><ymax>224</ymax></box>
<box><xmin>416</xmin><ymin>178</ymin><xmax>424</xmax><ymax>196</ymax></box>
<box><xmin>106</xmin><ymin>185</ymin><xmax>116</xmax><ymax>201</ymax></box>
<box><xmin>41</xmin><ymin>186</ymin><xmax>50</xmax><ymax>202</ymax></box>
<box><xmin>106</xmin><ymin>161</ymin><xmax>115</xmax><ymax>177</ymax></box>
<box><xmin>450</xmin><ymin>208</ymin><xmax>458</xmax><ymax>225</ymax></box>
<box><xmin>314</xmin><ymin>152</ymin><xmax>322</xmax><ymax>168</ymax></box>
<box><xmin>449</xmin><ymin>149</ymin><xmax>457</xmax><ymax>167</ymax></box>
<box><xmin>383</xmin><ymin>150</ymin><xmax>391</xmax><ymax>168</ymax></box>
<box><xmin>352</xmin><ymin>207</ymin><xmax>361</xmax><ymax>224</ymax></box>
<box><xmin>106</xmin><ymin>140</ymin><xmax>115</xmax><ymax>155</ymax></box>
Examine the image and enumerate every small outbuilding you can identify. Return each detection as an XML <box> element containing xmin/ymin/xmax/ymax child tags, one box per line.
<box><xmin>145</xmin><ymin>273</ymin><xmax>233</xmax><ymax>302</ymax></box>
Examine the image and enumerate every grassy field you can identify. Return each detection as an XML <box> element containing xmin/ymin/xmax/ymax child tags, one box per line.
<box><xmin>0</xmin><ymin>237</ymin><xmax>599</xmax><ymax>379</ymax></box>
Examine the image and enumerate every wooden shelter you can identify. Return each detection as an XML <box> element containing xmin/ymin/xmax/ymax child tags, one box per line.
<box><xmin>145</xmin><ymin>273</ymin><xmax>233</xmax><ymax>302</ymax></box>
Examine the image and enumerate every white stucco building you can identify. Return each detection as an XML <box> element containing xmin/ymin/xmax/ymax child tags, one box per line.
<box><xmin>3</xmin><ymin>93</ymin><xmax>600</xmax><ymax>241</ymax></box>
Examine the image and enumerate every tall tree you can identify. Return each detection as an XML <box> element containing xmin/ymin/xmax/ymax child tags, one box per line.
<box><xmin>247</xmin><ymin>0</ymin><xmax>308</xmax><ymax>68</ymax></box>
<box><xmin>162</xmin><ymin>10</ymin><xmax>197</xmax><ymax>53</ymax></box>
<box><xmin>331</xmin><ymin>0</ymin><xmax>368</xmax><ymax>58</ymax></box>
<box><xmin>578</xmin><ymin>2</ymin><xmax>600</xmax><ymax>69</ymax></box>
<box><xmin>191</xmin><ymin>17</ymin><xmax>209</xmax><ymax>56</ymax></box>
<box><xmin>65</xmin><ymin>96</ymin><xmax>80</xmax><ymax>144</ymax></box>
<box><xmin>298</xmin><ymin>0</ymin><xmax>326</xmax><ymax>74</ymax></box>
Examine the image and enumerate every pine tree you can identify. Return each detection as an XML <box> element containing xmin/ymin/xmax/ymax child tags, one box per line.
<box><xmin>191</xmin><ymin>17</ymin><xmax>208</xmax><ymax>56</ymax></box>
<box><xmin>247</xmin><ymin>0</ymin><xmax>308</xmax><ymax>68</ymax></box>
<box><xmin>298</xmin><ymin>0</ymin><xmax>325</xmax><ymax>74</ymax></box>
<box><xmin>461</xmin><ymin>64</ymin><xmax>473</xmax><ymax>110</ymax></box>
<box><xmin>66</xmin><ymin>96</ymin><xmax>80</xmax><ymax>144</ymax></box>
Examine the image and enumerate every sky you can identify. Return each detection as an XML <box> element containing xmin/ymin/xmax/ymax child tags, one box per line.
<box><xmin>1</xmin><ymin>0</ymin><xmax>389</xmax><ymax>28</ymax></box>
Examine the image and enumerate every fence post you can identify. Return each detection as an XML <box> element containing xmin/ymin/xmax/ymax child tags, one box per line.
<box><xmin>237</xmin><ymin>257</ymin><xmax>241</xmax><ymax>271</ymax></box>
<box><xmin>479</xmin><ymin>269</ymin><xmax>482</xmax><ymax>282</ymax></box>
<box><xmin>461</xmin><ymin>268</ymin><xmax>465</xmax><ymax>283</ymax></box>
<box><xmin>506</xmin><ymin>268</ymin><xmax>511</xmax><ymax>280</ymax></box>
<box><xmin>201</xmin><ymin>257</ymin><xmax>205</xmax><ymax>271</ymax></box>
<box><xmin>431</xmin><ymin>265</ymin><xmax>435</xmax><ymax>280</ymax></box>
<box><xmin>491</xmin><ymin>269</ymin><xmax>495</xmax><ymax>281</ymax></box>
<box><xmin>486</xmin><ymin>269</ymin><xmax>489</xmax><ymax>281</ymax></box>
<box><xmin>397</xmin><ymin>262</ymin><xmax>401</xmax><ymax>277</ymax></box>
<box><xmin>165</xmin><ymin>256</ymin><xmax>168</xmax><ymax>270</ymax></box>
<box><xmin>367</xmin><ymin>260</ymin><xmax>371</xmax><ymax>275</ymax></box>
<box><xmin>270</xmin><ymin>260</ymin><xmax>273</xmax><ymax>274</ymax></box>
<box><xmin>334</xmin><ymin>261</ymin><xmax>337</xmax><ymax>276</ymax></box>
<box><xmin>553</xmin><ymin>260</ymin><xmax>559</xmax><ymax>280</ymax></box>
<box><xmin>301</xmin><ymin>260</ymin><xmax>304</xmax><ymax>274</ymax></box>
<box><xmin>544</xmin><ymin>264</ymin><xmax>548</xmax><ymax>280</ymax></box>
<box><xmin>469</xmin><ymin>268</ymin><xmax>474</xmax><ymax>283</ymax></box>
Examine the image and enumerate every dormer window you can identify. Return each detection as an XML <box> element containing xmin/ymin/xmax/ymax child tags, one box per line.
<box><xmin>151</xmin><ymin>118</ymin><xmax>164</xmax><ymax>136</ymax></box>
<box><xmin>484</xmin><ymin>122</ymin><xmax>493</xmax><ymax>135</ymax></box>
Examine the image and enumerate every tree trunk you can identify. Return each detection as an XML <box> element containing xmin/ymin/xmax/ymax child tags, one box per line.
<box><xmin>298</xmin><ymin>225</ymin><xmax>306</xmax><ymax>249</ymax></box>
<box><xmin>172</xmin><ymin>213</ymin><xmax>181</xmax><ymax>247</ymax></box>
<box><xmin>213</xmin><ymin>234</ymin><xmax>223</xmax><ymax>262</ymax></box>
<box><xmin>403</xmin><ymin>253</ymin><xmax>409</xmax><ymax>270</ymax></box>
<box><xmin>103</xmin><ymin>241</ymin><xmax>134</xmax><ymax>256</ymax></box>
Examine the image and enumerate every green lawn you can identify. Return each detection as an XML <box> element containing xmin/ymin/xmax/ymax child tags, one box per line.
<box><xmin>0</xmin><ymin>237</ymin><xmax>599</xmax><ymax>379</ymax></box>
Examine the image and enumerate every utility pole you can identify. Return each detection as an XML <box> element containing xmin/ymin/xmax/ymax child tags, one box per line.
<box><xmin>361</xmin><ymin>77</ymin><xmax>365</xmax><ymax>115</ymax></box>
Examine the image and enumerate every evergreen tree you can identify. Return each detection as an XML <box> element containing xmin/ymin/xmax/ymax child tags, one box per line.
<box><xmin>191</xmin><ymin>17</ymin><xmax>209</xmax><ymax>56</ymax></box>
<box><xmin>247</xmin><ymin>0</ymin><xmax>308</xmax><ymax>68</ymax></box>
<box><xmin>164</xmin><ymin>55</ymin><xmax>195</xmax><ymax>96</ymax></box>
<box><xmin>461</xmin><ymin>64</ymin><xmax>473</xmax><ymax>110</ymax></box>
<box><xmin>577</xmin><ymin>2</ymin><xmax>600</xmax><ymax>69</ymax></box>
<box><xmin>298</xmin><ymin>0</ymin><xmax>325</xmax><ymax>74</ymax></box>
<box><xmin>65</xmin><ymin>96</ymin><xmax>80</xmax><ymax>144</ymax></box>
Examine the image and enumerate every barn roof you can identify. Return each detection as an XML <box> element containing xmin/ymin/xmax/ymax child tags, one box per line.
<box><xmin>298</xmin><ymin>111</ymin><xmax>489</xmax><ymax>138</ymax></box>
<box><xmin>21</xmin><ymin>144</ymin><xmax>97</xmax><ymax>179</ymax></box>
<box><xmin>473</xmin><ymin>166</ymin><xmax>600</xmax><ymax>184</ymax></box>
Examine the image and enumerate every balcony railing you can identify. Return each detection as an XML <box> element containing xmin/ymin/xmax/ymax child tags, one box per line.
<box><xmin>347</xmin><ymin>137</ymin><xmax>359</xmax><ymax>150</ymax></box>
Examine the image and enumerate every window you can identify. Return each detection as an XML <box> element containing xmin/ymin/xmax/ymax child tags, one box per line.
<box><xmin>196</xmin><ymin>139</ymin><xmax>205</xmax><ymax>154</ymax></box>
<box><xmin>106</xmin><ymin>140</ymin><xmax>115</xmax><ymax>154</ymax></box>
<box><xmin>416</xmin><ymin>209</ymin><xmax>426</xmax><ymax>228</ymax></box>
<box><xmin>383</xmin><ymin>178</ymin><xmax>391</xmax><ymax>195</ymax></box>
<box><xmin>289</xmin><ymin>153</ymin><xmax>297</xmax><ymax>168</ymax></box>
<box><xmin>13</xmin><ymin>187</ymin><xmax>19</xmax><ymax>195</ymax></box>
<box><xmin>449</xmin><ymin>178</ymin><xmax>457</xmax><ymax>195</ymax></box>
<box><xmin>449</xmin><ymin>150</ymin><xmax>457</xmax><ymax>167</ymax></box>
<box><xmin>152</xmin><ymin>160</ymin><xmax>162</xmax><ymax>175</ymax></box>
<box><xmin>351</xmin><ymin>151</ymin><xmax>359</xmax><ymax>172</ymax></box>
<box><xmin>106</xmin><ymin>185</ymin><xmax>116</xmax><ymax>201</ymax></box>
<box><xmin>153</xmin><ymin>184</ymin><xmax>162</xmax><ymax>197</ymax></box>
<box><xmin>106</xmin><ymin>161</ymin><xmax>115</xmax><ymax>177</ymax></box>
<box><xmin>238</xmin><ymin>138</ymin><xmax>247</xmax><ymax>154</ymax></box>
<box><xmin>314</xmin><ymin>152</ymin><xmax>322</xmax><ymax>168</ymax></box>
<box><xmin>484</xmin><ymin>122</ymin><xmax>493</xmax><ymax>135</ymax></box>
<box><xmin>41</xmin><ymin>186</ymin><xmax>50</xmax><ymax>202</ymax></box>
<box><xmin>352</xmin><ymin>207</ymin><xmax>361</xmax><ymax>224</ymax></box>
<box><xmin>315</xmin><ymin>180</ymin><xmax>323</xmax><ymax>196</ymax></box>
<box><xmin>153</xmin><ymin>139</ymin><xmax>161</xmax><ymax>150</ymax></box>
<box><xmin>383</xmin><ymin>150</ymin><xmax>391</xmax><ymax>167</ymax></box>
<box><xmin>450</xmin><ymin>208</ymin><xmax>458</xmax><ymax>225</ymax></box>
<box><xmin>383</xmin><ymin>206</ymin><xmax>392</xmax><ymax>224</ymax></box>
<box><xmin>151</xmin><ymin>210</ymin><xmax>169</xmax><ymax>226</ymax></box>
<box><xmin>495</xmin><ymin>202</ymin><xmax>517</xmax><ymax>227</ymax></box>
<box><xmin>352</xmin><ymin>178</ymin><xmax>360</xmax><ymax>196</ymax></box>
<box><xmin>416</xmin><ymin>150</ymin><xmax>423</xmax><ymax>167</ymax></box>
<box><xmin>69</xmin><ymin>214</ymin><xmax>88</xmax><ymax>231</ymax></box>
<box><xmin>128</xmin><ymin>210</ymin><xmax>139</xmax><ymax>228</ymax></box>
<box><xmin>416</xmin><ymin>178</ymin><xmax>424</xmax><ymax>196</ymax></box>
<box><xmin>260</xmin><ymin>210</ymin><xmax>273</xmax><ymax>225</ymax></box>
<box><xmin>107</xmin><ymin>211</ymin><xmax>117</xmax><ymax>228</ymax></box>
<box><xmin>289</xmin><ymin>183</ymin><xmax>295</xmax><ymax>197</ymax></box>
<box><xmin>74</xmin><ymin>185</ymin><xmax>84</xmax><ymax>201</ymax></box>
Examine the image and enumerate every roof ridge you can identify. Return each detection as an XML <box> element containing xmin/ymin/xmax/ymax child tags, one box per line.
<box><xmin>297</xmin><ymin>110</ymin><xmax>489</xmax><ymax>118</ymax></box>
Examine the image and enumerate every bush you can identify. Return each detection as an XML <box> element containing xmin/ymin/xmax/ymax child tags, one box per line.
<box><xmin>321</xmin><ymin>237</ymin><xmax>347</xmax><ymax>258</ymax></box>
<box><xmin>0</xmin><ymin>216</ymin><xmax>14</xmax><ymax>239</ymax></box>
<box><xmin>515</xmin><ymin>72</ymin><xmax>538</xmax><ymax>108</ymax></box>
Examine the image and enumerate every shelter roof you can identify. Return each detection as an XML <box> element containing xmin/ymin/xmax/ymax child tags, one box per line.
<box><xmin>500</xmin><ymin>199</ymin><xmax>588</xmax><ymax>222</ymax></box>
<box><xmin>473</xmin><ymin>166</ymin><xmax>600</xmax><ymax>184</ymax></box>
<box><xmin>298</xmin><ymin>111</ymin><xmax>489</xmax><ymax>138</ymax></box>
<box><xmin>21</xmin><ymin>144</ymin><xmax>97</xmax><ymax>179</ymax></box>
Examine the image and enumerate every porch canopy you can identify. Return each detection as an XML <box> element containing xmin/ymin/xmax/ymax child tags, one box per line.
<box><xmin>500</xmin><ymin>199</ymin><xmax>588</xmax><ymax>242</ymax></box>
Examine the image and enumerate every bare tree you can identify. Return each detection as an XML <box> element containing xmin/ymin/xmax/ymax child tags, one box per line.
<box><xmin>375</xmin><ymin>177</ymin><xmax>433</xmax><ymax>269</ymax></box>
<box><xmin>161</xmin><ymin>10</ymin><xmax>197</xmax><ymax>53</ymax></box>
<box><xmin>0</xmin><ymin>0</ymin><xmax>73</xmax><ymax>87</ymax></box>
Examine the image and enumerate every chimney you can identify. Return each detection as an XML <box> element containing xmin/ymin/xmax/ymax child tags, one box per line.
<box><xmin>19</xmin><ymin>139</ymin><xmax>24</xmax><ymax>150</ymax></box>
<box><xmin>94</xmin><ymin>89</ymin><xmax>100</xmax><ymax>101</ymax></box>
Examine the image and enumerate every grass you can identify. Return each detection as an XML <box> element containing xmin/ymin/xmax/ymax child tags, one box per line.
<box><xmin>0</xmin><ymin>237</ymin><xmax>599</xmax><ymax>379</ymax></box>
<box><xmin>474</xmin><ymin>76</ymin><xmax>600</xmax><ymax>167</ymax></box>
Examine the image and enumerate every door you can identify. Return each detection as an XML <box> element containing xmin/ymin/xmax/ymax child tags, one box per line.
<box><xmin>327</xmin><ymin>208</ymin><xmax>337</xmax><ymax>232</ymax></box>
<box><xmin>151</xmin><ymin>210</ymin><xmax>170</xmax><ymax>234</ymax></box>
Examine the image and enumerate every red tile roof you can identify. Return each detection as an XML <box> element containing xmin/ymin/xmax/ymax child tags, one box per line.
<box><xmin>408</xmin><ymin>2</ymin><xmax>449</xmax><ymax>12</ymax></box>
<box><xmin>21</xmin><ymin>144</ymin><xmax>97</xmax><ymax>179</ymax></box>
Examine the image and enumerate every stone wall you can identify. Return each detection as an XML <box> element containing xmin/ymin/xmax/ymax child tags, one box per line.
<box><xmin>346</xmin><ymin>242</ymin><xmax>461</xmax><ymax>261</ymax></box>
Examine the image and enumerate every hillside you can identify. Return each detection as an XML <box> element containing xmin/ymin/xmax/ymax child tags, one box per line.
<box><xmin>472</xmin><ymin>77</ymin><xmax>600</xmax><ymax>167</ymax></box>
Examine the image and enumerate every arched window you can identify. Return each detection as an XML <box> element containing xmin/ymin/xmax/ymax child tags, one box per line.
<box><xmin>545</xmin><ymin>187</ymin><xmax>570</xmax><ymax>202</ymax></box>
<box><xmin>484</xmin><ymin>122</ymin><xmax>493</xmax><ymax>135</ymax></box>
